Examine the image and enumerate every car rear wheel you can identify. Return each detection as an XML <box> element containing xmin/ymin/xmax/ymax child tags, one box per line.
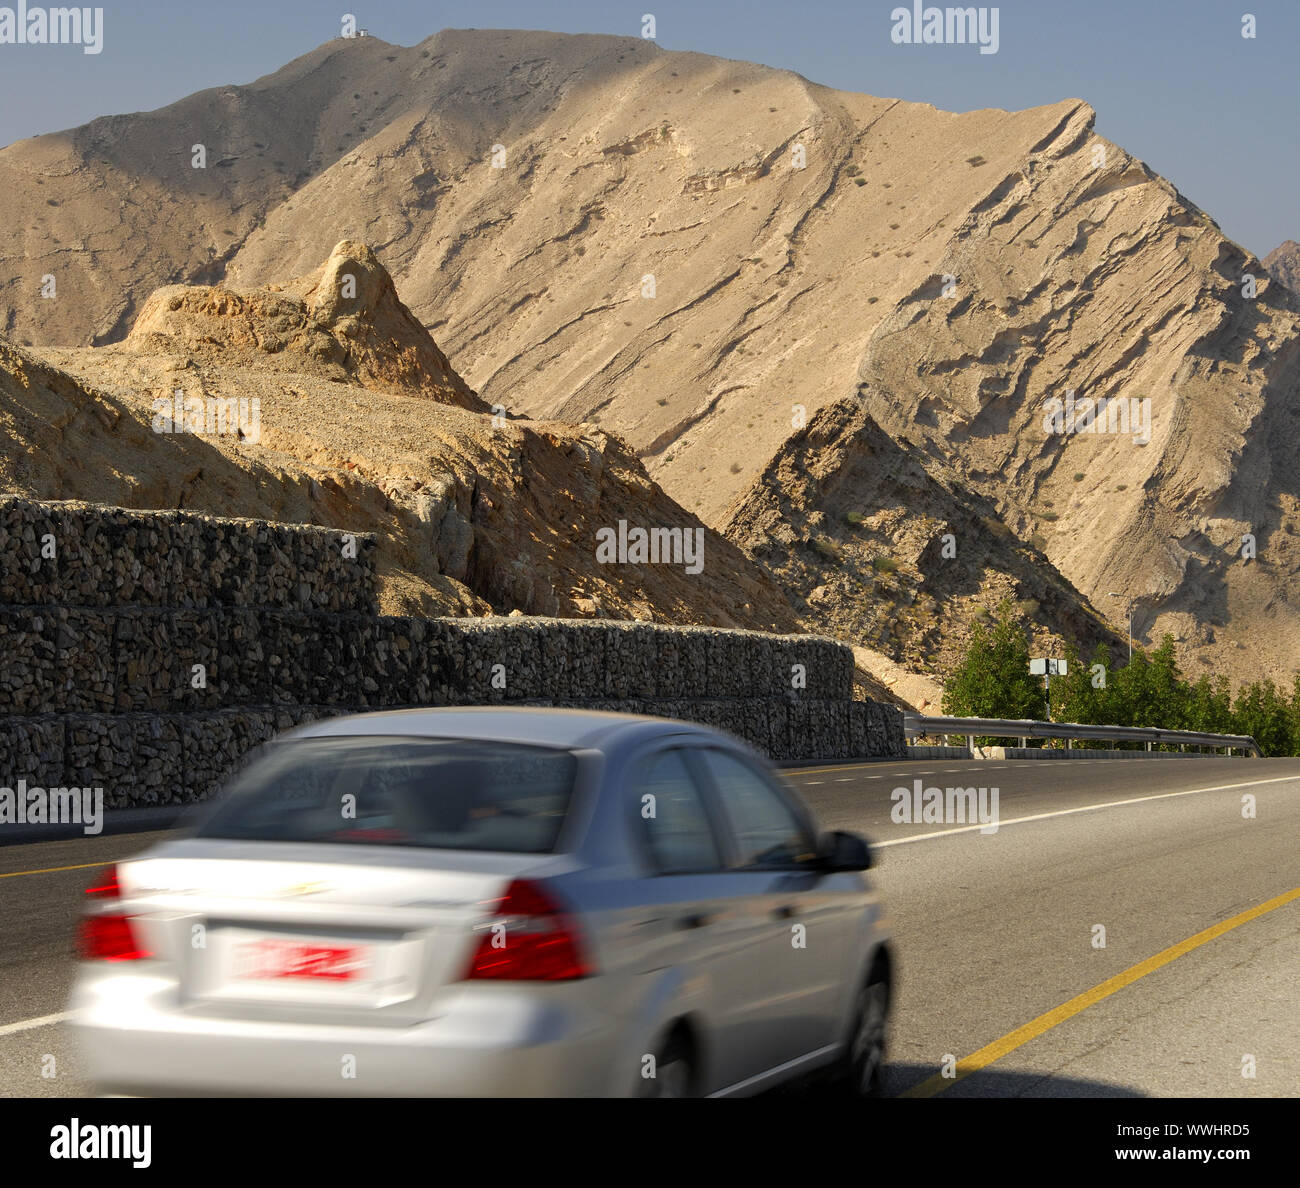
<box><xmin>842</xmin><ymin>972</ymin><xmax>889</xmax><ymax>1097</ymax></box>
<box><xmin>636</xmin><ymin>1031</ymin><xmax>694</xmax><ymax>1098</ymax></box>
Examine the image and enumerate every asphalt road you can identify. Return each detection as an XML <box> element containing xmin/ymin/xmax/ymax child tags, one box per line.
<box><xmin>1</xmin><ymin>755</ymin><xmax>1297</xmax><ymax>1098</ymax></box>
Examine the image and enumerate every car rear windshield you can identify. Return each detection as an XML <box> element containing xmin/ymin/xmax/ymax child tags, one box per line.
<box><xmin>194</xmin><ymin>736</ymin><xmax>578</xmax><ymax>853</ymax></box>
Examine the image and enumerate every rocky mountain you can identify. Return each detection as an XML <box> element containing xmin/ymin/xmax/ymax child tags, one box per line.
<box><xmin>722</xmin><ymin>399</ymin><xmax>1127</xmax><ymax>678</ymax></box>
<box><xmin>2</xmin><ymin>242</ymin><xmax>803</xmax><ymax>638</ymax></box>
<box><xmin>1263</xmin><ymin>240</ymin><xmax>1300</xmax><ymax>295</ymax></box>
<box><xmin>2</xmin><ymin>28</ymin><xmax>1298</xmax><ymax>687</ymax></box>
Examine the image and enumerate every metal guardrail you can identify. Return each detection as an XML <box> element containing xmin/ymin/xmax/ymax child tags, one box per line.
<box><xmin>905</xmin><ymin>715</ymin><xmax>1261</xmax><ymax>758</ymax></box>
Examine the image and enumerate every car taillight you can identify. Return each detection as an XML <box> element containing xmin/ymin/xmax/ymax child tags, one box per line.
<box><xmin>465</xmin><ymin>878</ymin><xmax>592</xmax><ymax>981</ymax></box>
<box><xmin>84</xmin><ymin>866</ymin><xmax>122</xmax><ymax>899</ymax></box>
<box><xmin>77</xmin><ymin>864</ymin><xmax>152</xmax><ymax>961</ymax></box>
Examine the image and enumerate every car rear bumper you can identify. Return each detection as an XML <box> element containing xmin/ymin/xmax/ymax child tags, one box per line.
<box><xmin>70</xmin><ymin>969</ymin><xmax>622</xmax><ymax>1097</ymax></box>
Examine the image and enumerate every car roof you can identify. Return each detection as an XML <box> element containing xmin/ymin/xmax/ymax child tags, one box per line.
<box><xmin>281</xmin><ymin>706</ymin><xmax>721</xmax><ymax>751</ymax></box>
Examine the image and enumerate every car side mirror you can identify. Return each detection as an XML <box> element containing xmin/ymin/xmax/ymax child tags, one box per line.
<box><xmin>819</xmin><ymin>830</ymin><xmax>872</xmax><ymax>872</ymax></box>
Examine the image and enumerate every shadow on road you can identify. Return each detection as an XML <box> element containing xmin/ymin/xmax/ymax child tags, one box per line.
<box><xmin>771</xmin><ymin>1061</ymin><xmax>1145</xmax><ymax>1099</ymax></box>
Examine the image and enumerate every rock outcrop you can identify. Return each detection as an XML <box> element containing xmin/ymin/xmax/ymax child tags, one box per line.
<box><xmin>126</xmin><ymin>240</ymin><xmax>483</xmax><ymax>408</ymax></box>
<box><xmin>1263</xmin><ymin>240</ymin><xmax>1300</xmax><ymax>295</ymax></box>
<box><xmin>721</xmin><ymin>399</ymin><xmax>1126</xmax><ymax>677</ymax></box>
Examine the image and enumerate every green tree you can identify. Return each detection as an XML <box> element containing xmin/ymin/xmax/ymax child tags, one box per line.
<box><xmin>940</xmin><ymin>609</ymin><xmax>1300</xmax><ymax>757</ymax></box>
<box><xmin>1051</xmin><ymin>641</ymin><xmax>1113</xmax><ymax>727</ymax></box>
<box><xmin>1185</xmin><ymin>673</ymin><xmax>1232</xmax><ymax>735</ymax></box>
<box><xmin>1127</xmin><ymin>636</ymin><xmax>1184</xmax><ymax>731</ymax></box>
<box><xmin>1107</xmin><ymin>651</ymin><xmax>1140</xmax><ymax>730</ymax></box>
<box><xmin>1232</xmin><ymin>679</ymin><xmax>1292</xmax><ymax>757</ymax></box>
<box><xmin>943</xmin><ymin>600</ymin><xmax>1042</xmax><ymax>723</ymax></box>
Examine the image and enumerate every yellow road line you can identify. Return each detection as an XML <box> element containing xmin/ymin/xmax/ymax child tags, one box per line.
<box><xmin>0</xmin><ymin>860</ymin><xmax>115</xmax><ymax>881</ymax></box>
<box><xmin>900</xmin><ymin>884</ymin><xmax>1300</xmax><ymax>1098</ymax></box>
<box><xmin>784</xmin><ymin>761</ymin><xmax>898</xmax><ymax>777</ymax></box>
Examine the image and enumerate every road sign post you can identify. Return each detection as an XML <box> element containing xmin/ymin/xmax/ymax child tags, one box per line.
<box><xmin>1029</xmin><ymin>658</ymin><xmax>1067</xmax><ymax>723</ymax></box>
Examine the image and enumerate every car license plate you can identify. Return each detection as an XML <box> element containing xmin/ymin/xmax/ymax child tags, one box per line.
<box><xmin>232</xmin><ymin>938</ymin><xmax>370</xmax><ymax>981</ymax></box>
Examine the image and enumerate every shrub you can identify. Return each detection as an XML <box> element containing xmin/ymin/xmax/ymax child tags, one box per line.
<box><xmin>809</xmin><ymin>537</ymin><xmax>841</xmax><ymax>563</ymax></box>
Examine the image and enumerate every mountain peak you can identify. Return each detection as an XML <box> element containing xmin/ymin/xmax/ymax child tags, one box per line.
<box><xmin>1263</xmin><ymin>239</ymin><xmax>1300</xmax><ymax>294</ymax></box>
<box><xmin>125</xmin><ymin>240</ymin><xmax>483</xmax><ymax>409</ymax></box>
<box><xmin>293</xmin><ymin>239</ymin><xmax>392</xmax><ymax>320</ymax></box>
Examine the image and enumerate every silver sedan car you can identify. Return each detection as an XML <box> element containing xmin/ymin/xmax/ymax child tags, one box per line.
<box><xmin>70</xmin><ymin>709</ymin><xmax>892</xmax><ymax>1097</ymax></box>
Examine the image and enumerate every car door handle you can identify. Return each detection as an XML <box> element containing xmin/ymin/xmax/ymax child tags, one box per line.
<box><xmin>675</xmin><ymin>912</ymin><xmax>711</xmax><ymax>930</ymax></box>
<box><xmin>772</xmin><ymin>903</ymin><xmax>798</xmax><ymax>920</ymax></box>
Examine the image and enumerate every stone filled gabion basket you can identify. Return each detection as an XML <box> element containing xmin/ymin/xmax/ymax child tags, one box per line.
<box><xmin>0</xmin><ymin>497</ymin><xmax>904</xmax><ymax>806</ymax></box>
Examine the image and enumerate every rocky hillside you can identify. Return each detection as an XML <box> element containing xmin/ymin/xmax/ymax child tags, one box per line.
<box><xmin>3</xmin><ymin>243</ymin><xmax>802</xmax><ymax>636</ymax></box>
<box><xmin>722</xmin><ymin>399</ymin><xmax>1127</xmax><ymax>677</ymax></box>
<box><xmin>1263</xmin><ymin>240</ymin><xmax>1300</xmax><ymax>295</ymax></box>
<box><xmin>2</xmin><ymin>28</ymin><xmax>1298</xmax><ymax>686</ymax></box>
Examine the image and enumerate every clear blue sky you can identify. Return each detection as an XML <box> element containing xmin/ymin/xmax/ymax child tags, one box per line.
<box><xmin>0</xmin><ymin>0</ymin><xmax>1293</xmax><ymax>256</ymax></box>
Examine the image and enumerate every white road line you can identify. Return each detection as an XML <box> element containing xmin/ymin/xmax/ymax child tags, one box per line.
<box><xmin>804</xmin><ymin>781</ymin><xmax>824</xmax><ymax>786</ymax></box>
<box><xmin>0</xmin><ymin>1011</ymin><xmax>70</xmax><ymax>1036</ymax></box>
<box><xmin>873</xmin><ymin>773</ymin><xmax>1300</xmax><ymax>849</ymax></box>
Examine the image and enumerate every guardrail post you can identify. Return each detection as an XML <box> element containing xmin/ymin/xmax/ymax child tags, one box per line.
<box><xmin>1146</xmin><ymin>740</ymin><xmax>1152</xmax><ymax>752</ymax></box>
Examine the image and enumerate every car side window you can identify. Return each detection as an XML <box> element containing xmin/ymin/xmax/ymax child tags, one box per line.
<box><xmin>701</xmin><ymin>750</ymin><xmax>817</xmax><ymax>870</ymax></box>
<box><xmin>633</xmin><ymin>748</ymin><xmax>724</xmax><ymax>875</ymax></box>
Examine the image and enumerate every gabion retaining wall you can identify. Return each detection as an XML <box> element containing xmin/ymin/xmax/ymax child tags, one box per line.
<box><xmin>1</xmin><ymin>496</ymin><xmax>379</xmax><ymax>613</ymax></box>
<box><xmin>0</xmin><ymin>497</ymin><xmax>905</xmax><ymax>808</ymax></box>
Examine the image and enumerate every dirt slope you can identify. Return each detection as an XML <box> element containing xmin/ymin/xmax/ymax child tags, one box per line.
<box><xmin>3</xmin><ymin>244</ymin><xmax>800</xmax><ymax>632</ymax></box>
